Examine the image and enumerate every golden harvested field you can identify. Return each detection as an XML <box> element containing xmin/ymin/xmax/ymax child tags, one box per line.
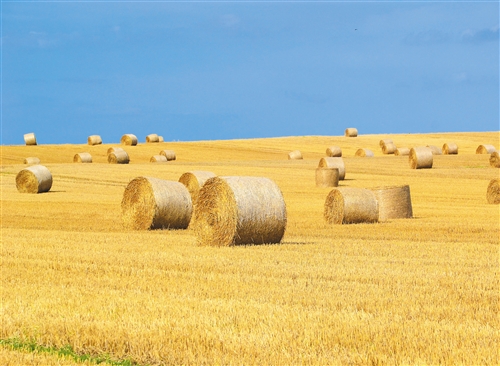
<box><xmin>1</xmin><ymin>131</ymin><xmax>499</xmax><ymax>365</ymax></box>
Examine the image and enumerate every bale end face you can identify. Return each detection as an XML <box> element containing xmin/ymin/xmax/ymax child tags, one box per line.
<box><xmin>324</xmin><ymin>187</ymin><xmax>378</xmax><ymax>224</ymax></box>
<box><xmin>409</xmin><ymin>147</ymin><xmax>433</xmax><ymax>169</ymax></box>
<box><xmin>16</xmin><ymin>165</ymin><xmax>52</xmax><ymax>194</ymax></box>
<box><xmin>490</xmin><ymin>152</ymin><xmax>500</xmax><ymax>168</ymax></box>
<box><xmin>345</xmin><ymin>128</ymin><xmax>358</xmax><ymax>137</ymax></box>
<box><xmin>487</xmin><ymin>179</ymin><xmax>500</xmax><ymax>204</ymax></box>
<box><xmin>121</xmin><ymin>134</ymin><xmax>138</xmax><ymax>146</ymax></box>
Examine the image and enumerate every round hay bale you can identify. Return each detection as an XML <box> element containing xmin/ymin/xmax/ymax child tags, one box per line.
<box><xmin>120</xmin><ymin>134</ymin><xmax>138</xmax><ymax>146</ymax></box>
<box><xmin>16</xmin><ymin>165</ymin><xmax>52</xmax><ymax>194</ymax></box>
<box><xmin>288</xmin><ymin>150</ymin><xmax>303</xmax><ymax>160</ymax></box>
<box><xmin>354</xmin><ymin>148</ymin><xmax>374</xmax><ymax>157</ymax></box>
<box><xmin>24</xmin><ymin>133</ymin><xmax>37</xmax><ymax>146</ymax></box>
<box><xmin>150</xmin><ymin>155</ymin><xmax>168</xmax><ymax>163</ymax></box>
<box><xmin>146</xmin><ymin>134</ymin><xmax>159</xmax><ymax>143</ymax></box>
<box><xmin>442</xmin><ymin>143</ymin><xmax>458</xmax><ymax>155</ymax></box>
<box><xmin>158</xmin><ymin>136</ymin><xmax>164</xmax><ymax>142</ymax></box>
<box><xmin>179</xmin><ymin>171</ymin><xmax>217</xmax><ymax>204</ymax></box>
<box><xmin>73</xmin><ymin>153</ymin><xmax>92</xmax><ymax>163</ymax></box>
<box><xmin>345</xmin><ymin>128</ymin><xmax>358</xmax><ymax>137</ymax></box>
<box><xmin>370</xmin><ymin>185</ymin><xmax>413</xmax><ymax>221</ymax></box>
<box><xmin>426</xmin><ymin>145</ymin><xmax>442</xmax><ymax>155</ymax></box>
<box><xmin>122</xmin><ymin>177</ymin><xmax>192</xmax><ymax>230</ymax></box>
<box><xmin>107</xmin><ymin>147</ymin><xmax>125</xmax><ymax>155</ymax></box>
<box><xmin>160</xmin><ymin>150</ymin><xmax>176</xmax><ymax>161</ymax></box>
<box><xmin>324</xmin><ymin>187</ymin><xmax>378</xmax><ymax>225</ymax></box>
<box><xmin>318</xmin><ymin>157</ymin><xmax>346</xmax><ymax>180</ymax></box>
<box><xmin>326</xmin><ymin>146</ymin><xmax>342</xmax><ymax>157</ymax></box>
<box><xmin>87</xmin><ymin>135</ymin><xmax>102</xmax><ymax>145</ymax></box>
<box><xmin>23</xmin><ymin>157</ymin><xmax>41</xmax><ymax>165</ymax></box>
<box><xmin>394</xmin><ymin>147</ymin><xmax>410</xmax><ymax>156</ymax></box>
<box><xmin>315</xmin><ymin>168</ymin><xmax>339</xmax><ymax>188</ymax></box>
<box><xmin>108</xmin><ymin>150</ymin><xmax>130</xmax><ymax>164</ymax></box>
<box><xmin>379</xmin><ymin>139</ymin><xmax>393</xmax><ymax>148</ymax></box>
<box><xmin>381</xmin><ymin>142</ymin><xmax>397</xmax><ymax>155</ymax></box>
<box><xmin>409</xmin><ymin>147</ymin><xmax>433</xmax><ymax>169</ymax></box>
<box><xmin>487</xmin><ymin>179</ymin><xmax>500</xmax><ymax>204</ymax></box>
<box><xmin>194</xmin><ymin>176</ymin><xmax>287</xmax><ymax>246</ymax></box>
<box><xmin>490</xmin><ymin>152</ymin><xmax>500</xmax><ymax>168</ymax></box>
<box><xmin>476</xmin><ymin>145</ymin><xmax>496</xmax><ymax>154</ymax></box>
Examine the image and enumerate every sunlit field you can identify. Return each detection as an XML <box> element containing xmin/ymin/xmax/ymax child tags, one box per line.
<box><xmin>1</xmin><ymin>131</ymin><xmax>499</xmax><ymax>365</ymax></box>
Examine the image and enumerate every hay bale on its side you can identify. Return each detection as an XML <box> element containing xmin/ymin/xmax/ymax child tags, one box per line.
<box><xmin>426</xmin><ymin>145</ymin><xmax>442</xmax><ymax>155</ymax></box>
<box><xmin>158</xmin><ymin>136</ymin><xmax>164</xmax><ymax>142</ymax></box>
<box><xmin>107</xmin><ymin>147</ymin><xmax>125</xmax><ymax>155</ymax></box>
<box><xmin>315</xmin><ymin>168</ymin><xmax>339</xmax><ymax>188</ymax></box>
<box><xmin>179</xmin><ymin>171</ymin><xmax>217</xmax><ymax>204</ymax></box>
<box><xmin>288</xmin><ymin>150</ymin><xmax>303</xmax><ymax>160</ymax></box>
<box><xmin>122</xmin><ymin>177</ymin><xmax>192</xmax><ymax>230</ymax></box>
<box><xmin>318</xmin><ymin>157</ymin><xmax>346</xmax><ymax>180</ymax></box>
<box><xmin>194</xmin><ymin>176</ymin><xmax>287</xmax><ymax>246</ymax></box>
<box><xmin>88</xmin><ymin>135</ymin><xmax>102</xmax><ymax>145</ymax></box>
<box><xmin>326</xmin><ymin>146</ymin><xmax>342</xmax><ymax>157</ymax></box>
<box><xmin>409</xmin><ymin>147</ymin><xmax>433</xmax><ymax>169</ymax></box>
<box><xmin>371</xmin><ymin>185</ymin><xmax>413</xmax><ymax>221</ymax></box>
<box><xmin>120</xmin><ymin>134</ymin><xmax>138</xmax><ymax>146</ymax></box>
<box><xmin>382</xmin><ymin>142</ymin><xmax>397</xmax><ymax>155</ymax></box>
<box><xmin>379</xmin><ymin>139</ymin><xmax>393</xmax><ymax>148</ymax></box>
<box><xmin>160</xmin><ymin>150</ymin><xmax>176</xmax><ymax>161</ymax></box>
<box><xmin>355</xmin><ymin>148</ymin><xmax>374</xmax><ymax>157</ymax></box>
<box><xmin>487</xmin><ymin>179</ymin><xmax>500</xmax><ymax>204</ymax></box>
<box><xmin>146</xmin><ymin>134</ymin><xmax>159</xmax><ymax>143</ymax></box>
<box><xmin>73</xmin><ymin>153</ymin><xmax>92</xmax><ymax>163</ymax></box>
<box><xmin>394</xmin><ymin>147</ymin><xmax>410</xmax><ymax>156</ymax></box>
<box><xmin>108</xmin><ymin>150</ymin><xmax>130</xmax><ymax>164</ymax></box>
<box><xmin>442</xmin><ymin>143</ymin><xmax>458</xmax><ymax>155</ymax></box>
<box><xmin>476</xmin><ymin>145</ymin><xmax>496</xmax><ymax>154</ymax></box>
<box><xmin>490</xmin><ymin>152</ymin><xmax>500</xmax><ymax>168</ymax></box>
<box><xmin>16</xmin><ymin>165</ymin><xmax>52</xmax><ymax>194</ymax></box>
<box><xmin>24</xmin><ymin>133</ymin><xmax>37</xmax><ymax>146</ymax></box>
<box><xmin>23</xmin><ymin>157</ymin><xmax>41</xmax><ymax>165</ymax></box>
<box><xmin>150</xmin><ymin>155</ymin><xmax>167</xmax><ymax>163</ymax></box>
<box><xmin>345</xmin><ymin>128</ymin><xmax>358</xmax><ymax>137</ymax></box>
<box><xmin>324</xmin><ymin>187</ymin><xmax>378</xmax><ymax>224</ymax></box>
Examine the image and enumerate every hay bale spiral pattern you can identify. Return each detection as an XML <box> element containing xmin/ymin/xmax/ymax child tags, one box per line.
<box><xmin>442</xmin><ymin>143</ymin><xmax>458</xmax><ymax>155</ymax></box>
<box><xmin>409</xmin><ymin>147</ymin><xmax>433</xmax><ymax>169</ymax></box>
<box><xmin>108</xmin><ymin>150</ymin><xmax>130</xmax><ymax>164</ymax></box>
<box><xmin>486</xmin><ymin>179</ymin><xmax>500</xmax><ymax>204</ymax></box>
<box><xmin>476</xmin><ymin>145</ymin><xmax>496</xmax><ymax>154</ymax></box>
<box><xmin>73</xmin><ymin>153</ymin><xmax>92</xmax><ymax>163</ymax></box>
<box><xmin>324</xmin><ymin>187</ymin><xmax>378</xmax><ymax>224</ymax></box>
<box><xmin>326</xmin><ymin>146</ymin><xmax>342</xmax><ymax>157</ymax></box>
<box><xmin>490</xmin><ymin>152</ymin><xmax>500</xmax><ymax>168</ymax></box>
<box><xmin>16</xmin><ymin>165</ymin><xmax>52</xmax><ymax>194</ymax></box>
<box><xmin>121</xmin><ymin>134</ymin><xmax>138</xmax><ymax>146</ymax></box>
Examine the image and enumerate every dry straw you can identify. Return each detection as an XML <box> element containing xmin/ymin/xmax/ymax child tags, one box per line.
<box><xmin>318</xmin><ymin>157</ymin><xmax>346</xmax><ymax>180</ymax></box>
<box><xmin>288</xmin><ymin>150</ymin><xmax>303</xmax><ymax>160</ymax></box>
<box><xmin>382</xmin><ymin>142</ymin><xmax>397</xmax><ymax>155</ymax></box>
<box><xmin>324</xmin><ymin>187</ymin><xmax>378</xmax><ymax>224</ymax></box>
<box><xmin>370</xmin><ymin>185</ymin><xmax>413</xmax><ymax>221</ymax></box>
<box><xmin>16</xmin><ymin>165</ymin><xmax>52</xmax><ymax>194</ymax></box>
<box><xmin>107</xmin><ymin>147</ymin><xmax>125</xmax><ymax>155</ymax></box>
<box><xmin>23</xmin><ymin>157</ymin><xmax>41</xmax><ymax>165</ymax></box>
<box><xmin>345</xmin><ymin>128</ymin><xmax>358</xmax><ymax>137</ymax></box>
<box><xmin>24</xmin><ymin>133</ymin><xmax>37</xmax><ymax>146</ymax></box>
<box><xmin>158</xmin><ymin>136</ymin><xmax>164</xmax><ymax>142</ymax></box>
<box><xmin>379</xmin><ymin>139</ymin><xmax>393</xmax><ymax>148</ymax></box>
<box><xmin>150</xmin><ymin>155</ymin><xmax>167</xmax><ymax>163</ymax></box>
<box><xmin>178</xmin><ymin>171</ymin><xmax>216</xmax><ymax>205</ymax></box>
<box><xmin>73</xmin><ymin>153</ymin><xmax>92</xmax><ymax>163</ymax></box>
<box><xmin>326</xmin><ymin>146</ymin><xmax>342</xmax><ymax>157</ymax></box>
<box><xmin>490</xmin><ymin>152</ymin><xmax>500</xmax><ymax>168</ymax></box>
<box><xmin>194</xmin><ymin>176</ymin><xmax>287</xmax><ymax>246</ymax></box>
<box><xmin>355</xmin><ymin>148</ymin><xmax>374</xmax><ymax>157</ymax></box>
<box><xmin>409</xmin><ymin>147</ymin><xmax>433</xmax><ymax>169</ymax></box>
<box><xmin>87</xmin><ymin>135</ymin><xmax>102</xmax><ymax>145</ymax></box>
<box><xmin>486</xmin><ymin>179</ymin><xmax>500</xmax><ymax>204</ymax></box>
<box><xmin>315</xmin><ymin>167</ymin><xmax>339</xmax><ymax>188</ymax></box>
<box><xmin>122</xmin><ymin>177</ymin><xmax>192</xmax><ymax>230</ymax></box>
<box><xmin>108</xmin><ymin>150</ymin><xmax>130</xmax><ymax>164</ymax></box>
<box><xmin>476</xmin><ymin>145</ymin><xmax>496</xmax><ymax>154</ymax></box>
<box><xmin>394</xmin><ymin>147</ymin><xmax>410</xmax><ymax>156</ymax></box>
<box><xmin>426</xmin><ymin>145</ymin><xmax>442</xmax><ymax>155</ymax></box>
<box><xmin>146</xmin><ymin>134</ymin><xmax>160</xmax><ymax>143</ymax></box>
<box><xmin>442</xmin><ymin>143</ymin><xmax>458</xmax><ymax>155</ymax></box>
<box><xmin>160</xmin><ymin>150</ymin><xmax>176</xmax><ymax>161</ymax></box>
<box><xmin>120</xmin><ymin>134</ymin><xmax>138</xmax><ymax>146</ymax></box>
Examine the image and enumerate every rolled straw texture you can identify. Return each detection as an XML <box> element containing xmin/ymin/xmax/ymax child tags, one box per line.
<box><xmin>87</xmin><ymin>135</ymin><xmax>102</xmax><ymax>145</ymax></box>
<box><xmin>345</xmin><ymin>128</ymin><xmax>358</xmax><ymax>137</ymax></box>
<box><xmin>16</xmin><ymin>165</ymin><xmax>52</xmax><ymax>194</ymax></box>
<box><xmin>490</xmin><ymin>152</ymin><xmax>500</xmax><ymax>168</ymax></box>
<box><xmin>315</xmin><ymin>168</ymin><xmax>339</xmax><ymax>188</ymax></box>
<box><xmin>107</xmin><ymin>147</ymin><xmax>125</xmax><ymax>155</ymax></box>
<box><xmin>355</xmin><ymin>148</ymin><xmax>374</xmax><ymax>157</ymax></box>
<box><xmin>146</xmin><ymin>134</ymin><xmax>159</xmax><ymax>143</ymax></box>
<box><xmin>160</xmin><ymin>150</ymin><xmax>176</xmax><ymax>161</ymax></box>
<box><xmin>194</xmin><ymin>176</ymin><xmax>287</xmax><ymax>246</ymax></box>
<box><xmin>426</xmin><ymin>145</ymin><xmax>442</xmax><ymax>155</ymax></box>
<box><xmin>476</xmin><ymin>145</ymin><xmax>496</xmax><ymax>154</ymax></box>
<box><xmin>179</xmin><ymin>171</ymin><xmax>217</xmax><ymax>204</ymax></box>
<box><xmin>382</xmin><ymin>142</ymin><xmax>397</xmax><ymax>155</ymax></box>
<box><xmin>288</xmin><ymin>150</ymin><xmax>303</xmax><ymax>160</ymax></box>
<box><xmin>23</xmin><ymin>157</ymin><xmax>41</xmax><ymax>165</ymax></box>
<box><xmin>409</xmin><ymin>147</ymin><xmax>433</xmax><ymax>169</ymax></box>
<box><xmin>158</xmin><ymin>136</ymin><xmax>164</xmax><ymax>142</ymax></box>
<box><xmin>122</xmin><ymin>177</ymin><xmax>192</xmax><ymax>230</ymax></box>
<box><xmin>326</xmin><ymin>146</ymin><xmax>342</xmax><ymax>157</ymax></box>
<box><xmin>442</xmin><ymin>143</ymin><xmax>458</xmax><ymax>155</ymax></box>
<box><xmin>370</xmin><ymin>185</ymin><xmax>413</xmax><ymax>221</ymax></box>
<box><xmin>394</xmin><ymin>147</ymin><xmax>410</xmax><ymax>156</ymax></box>
<box><xmin>150</xmin><ymin>155</ymin><xmax>167</xmax><ymax>163</ymax></box>
<box><xmin>24</xmin><ymin>133</ymin><xmax>37</xmax><ymax>146</ymax></box>
<box><xmin>318</xmin><ymin>157</ymin><xmax>346</xmax><ymax>180</ymax></box>
<box><xmin>73</xmin><ymin>153</ymin><xmax>92</xmax><ymax>163</ymax></box>
<box><xmin>324</xmin><ymin>187</ymin><xmax>378</xmax><ymax>225</ymax></box>
<box><xmin>486</xmin><ymin>179</ymin><xmax>500</xmax><ymax>204</ymax></box>
<box><xmin>108</xmin><ymin>150</ymin><xmax>130</xmax><ymax>164</ymax></box>
<box><xmin>379</xmin><ymin>139</ymin><xmax>393</xmax><ymax>148</ymax></box>
<box><xmin>120</xmin><ymin>134</ymin><xmax>138</xmax><ymax>146</ymax></box>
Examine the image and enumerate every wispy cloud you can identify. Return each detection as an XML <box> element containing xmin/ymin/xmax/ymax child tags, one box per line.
<box><xmin>461</xmin><ymin>25</ymin><xmax>499</xmax><ymax>44</ymax></box>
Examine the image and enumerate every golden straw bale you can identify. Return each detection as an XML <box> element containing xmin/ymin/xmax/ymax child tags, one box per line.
<box><xmin>315</xmin><ymin>168</ymin><xmax>339</xmax><ymax>188</ymax></box>
<box><xmin>486</xmin><ymin>179</ymin><xmax>500</xmax><ymax>204</ymax></box>
<box><xmin>23</xmin><ymin>157</ymin><xmax>41</xmax><ymax>165</ymax></box>
<box><xmin>158</xmin><ymin>136</ymin><xmax>164</xmax><ymax>142</ymax></box>
<box><xmin>370</xmin><ymin>185</ymin><xmax>413</xmax><ymax>221</ymax></box>
<box><xmin>379</xmin><ymin>139</ymin><xmax>393</xmax><ymax>148</ymax></box>
<box><xmin>15</xmin><ymin>165</ymin><xmax>52</xmax><ymax>194</ymax></box>
<box><xmin>382</xmin><ymin>142</ymin><xmax>397</xmax><ymax>155</ymax></box>
<box><xmin>73</xmin><ymin>153</ymin><xmax>92</xmax><ymax>163</ymax></box>
<box><xmin>160</xmin><ymin>150</ymin><xmax>176</xmax><ymax>161</ymax></box>
<box><xmin>490</xmin><ymin>152</ymin><xmax>500</xmax><ymax>168</ymax></box>
<box><xmin>150</xmin><ymin>155</ymin><xmax>167</xmax><ymax>163</ymax></box>
<box><xmin>120</xmin><ymin>134</ymin><xmax>138</xmax><ymax>146</ymax></box>
<box><xmin>409</xmin><ymin>147</ymin><xmax>433</xmax><ymax>169</ymax></box>
<box><xmin>194</xmin><ymin>176</ymin><xmax>287</xmax><ymax>246</ymax></box>
<box><xmin>108</xmin><ymin>150</ymin><xmax>130</xmax><ymax>164</ymax></box>
<box><xmin>355</xmin><ymin>148</ymin><xmax>374</xmax><ymax>157</ymax></box>
<box><xmin>146</xmin><ymin>134</ymin><xmax>159</xmax><ymax>143</ymax></box>
<box><xmin>324</xmin><ymin>187</ymin><xmax>378</xmax><ymax>225</ymax></box>
<box><xmin>476</xmin><ymin>145</ymin><xmax>496</xmax><ymax>154</ymax></box>
<box><xmin>107</xmin><ymin>147</ymin><xmax>125</xmax><ymax>155</ymax></box>
<box><xmin>318</xmin><ymin>157</ymin><xmax>346</xmax><ymax>180</ymax></box>
<box><xmin>288</xmin><ymin>150</ymin><xmax>303</xmax><ymax>160</ymax></box>
<box><xmin>394</xmin><ymin>147</ymin><xmax>410</xmax><ymax>156</ymax></box>
<box><xmin>326</xmin><ymin>146</ymin><xmax>342</xmax><ymax>157</ymax></box>
<box><xmin>179</xmin><ymin>171</ymin><xmax>217</xmax><ymax>204</ymax></box>
<box><xmin>23</xmin><ymin>132</ymin><xmax>37</xmax><ymax>146</ymax></box>
<box><xmin>426</xmin><ymin>145</ymin><xmax>442</xmax><ymax>155</ymax></box>
<box><xmin>87</xmin><ymin>135</ymin><xmax>102</xmax><ymax>145</ymax></box>
<box><xmin>345</xmin><ymin>128</ymin><xmax>358</xmax><ymax>137</ymax></box>
<box><xmin>122</xmin><ymin>177</ymin><xmax>193</xmax><ymax>230</ymax></box>
<box><xmin>442</xmin><ymin>143</ymin><xmax>458</xmax><ymax>155</ymax></box>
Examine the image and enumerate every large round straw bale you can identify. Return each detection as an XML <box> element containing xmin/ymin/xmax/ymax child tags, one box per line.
<box><xmin>409</xmin><ymin>147</ymin><xmax>433</xmax><ymax>169</ymax></box>
<box><xmin>426</xmin><ymin>145</ymin><xmax>442</xmax><ymax>155</ymax></box>
<box><xmin>345</xmin><ymin>128</ymin><xmax>358</xmax><ymax>137</ymax></box>
<box><xmin>179</xmin><ymin>171</ymin><xmax>217</xmax><ymax>204</ymax></box>
<box><xmin>150</xmin><ymin>155</ymin><xmax>167</xmax><ymax>163</ymax></box>
<box><xmin>318</xmin><ymin>157</ymin><xmax>346</xmax><ymax>180</ymax></box>
<box><xmin>87</xmin><ymin>135</ymin><xmax>102</xmax><ymax>145</ymax></box>
<box><xmin>160</xmin><ymin>150</ymin><xmax>176</xmax><ymax>161</ymax></box>
<box><xmin>370</xmin><ymin>185</ymin><xmax>413</xmax><ymax>221</ymax></box>
<box><xmin>16</xmin><ymin>165</ymin><xmax>52</xmax><ymax>194</ymax></box>
<box><xmin>486</xmin><ymin>179</ymin><xmax>500</xmax><ymax>204</ymax></box>
<box><xmin>73</xmin><ymin>153</ymin><xmax>92</xmax><ymax>163</ymax></box>
<box><xmin>326</xmin><ymin>146</ymin><xmax>342</xmax><ymax>157</ymax></box>
<box><xmin>194</xmin><ymin>176</ymin><xmax>287</xmax><ymax>246</ymax></box>
<box><xmin>23</xmin><ymin>157</ymin><xmax>41</xmax><ymax>165</ymax></box>
<box><xmin>24</xmin><ymin>133</ymin><xmax>37</xmax><ymax>146</ymax></box>
<box><xmin>490</xmin><ymin>152</ymin><xmax>500</xmax><ymax>168</ymax></box>
<box><xmin>146</xmin><ymin>134</ymin><xmax>159</xmax><ymax>143</ymax></box>
<box><xmin>476</xmin><ymin>145</ymin><xmax>496</xmax><ymax>154</ymax></box>
<box><xmin>122</xmin><ymin>177</ymin><xmax>192</xmax><ymax>230</ymax></box>
<box><xmin>120</xmin><ymin>134</ymin><xmax>138</xmax><ymax>146</ymax></box>
<box><xmin>442</xmin><ymin>143</ymin><xmax>458</xmax><ymax>155</ymax></box>
<box><xmin>315</xmin><ymin>168</ymin><xmax>339</xmax><ymax>188</ymax></box>
<box><xmin>382</xmin><ymin>142</ymin><xmax>397</xmax><ymax>155</ymax></box>
<box><xmin>394</xmin><ymin>147</ymin><xmax>410</xmax><ymax>156</ymax></box>
<box><xmin>379</xmin><ymin>139</ymin><xmax>393</xmax><ymax>148</ymax></box>
<box><xmin>355</xmin><ymin>148</ymin><xmax>374</xmax><ymax>157</ymax></box>
<box><xmin>107</xmin><ymin>147</ymin><xmax>125</xmax><ymax>155</ymax></box>
<box><xmin>108</xmin><ymin>150</ymin><xmax>130</xmax><ymax>164</ymax></box>
<box><xmin>288</xmin><ymin>150</ymin><xmax>303</xmax><ymax>160</ymax></box>
<box><xmin>324</xmin><ymin>187</ymin><xmax>378</xmax><ymax>225</ymax></box>
<box><xmin>158</xmin><ymin>136</ymin><xmax>164</xmax><ymax>142</ymax></box>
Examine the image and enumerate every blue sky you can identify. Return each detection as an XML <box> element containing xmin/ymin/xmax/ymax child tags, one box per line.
<box><xmin>2</xmin><ymin>1</ymin><xmax>499</xmax><ymax>145</ymax></box>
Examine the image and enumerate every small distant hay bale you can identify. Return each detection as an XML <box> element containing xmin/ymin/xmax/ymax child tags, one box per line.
<box><xmin>442</xmin><ymin>143</ymin><xmax>458</xmax><ymax>155</ymax></box>
<box><xmin>160</xmin><ymin>150</ymin><xmax>176</xmax><ymax>161</ymax></box>
<box><xmin>108</xmin><ymin>150</ymin><xmax>130</xmax><ymax>164</ymax></box>
<box><xmin>194</xmin><ymin>176</ymin><xmax>287</xmax><ymax>246</ymax></box>
<box><xmin>73</xmin><ymin>153</ymin><xmax>92</xmax><ymax>163</ymax></box>
<box><xmin>288</xmin><ymin>150</ymin><xmax>303</xmax><ymax>160</ymax></box>
<box><xmin>315</xmin><ymin>168</ymin><xmax>339</xmax><ymax>188</ymax></box>
<box><xmin>150</xmin><ymin>155</ymin><xmax>167</xmax><ymax>163</ymax></box>
<box><xmin>23</xmin><ymin>157</ymin><xmax>41</xmax><ymax>165</ymax></box>
<box><xmin>318</xmin><ymin>157</ymin><xmax>346</xmax><ymax>180</ymax></box>
<box><xmin>476</xmin><ymin>145</ymin><xmax>496</xmax><ymax>154</ymax></box>
<box><xmin>345</xmin><ymin>128</ymin><xmax>358</xmax><ymax>137</ymax></box>
<box><xmin>107</xmin><ymin>147</ymin><xmax>125</xmax><ymax>155</ymax></box>
<box><xmin>158</xmin><ymin>136</ymin><xmax>164</xmax><ymax>142</ymax></box>
<box><xmin>381</xmin><ymin>142</ymin><xmax>397</xmax><ymax>155</ymax></box>
<box><xmin>120</xmin><ymin>134</ymin><xmax>138</xmax><ymax>146</ymax></box>
<box><xmin>426</xmin><ymin>145</ymin><xmax>442</xmax><ymax>155</ymax></box>
<box><xmin>326</xmin><ymin>146</ymin><xmax>342</xmax><ymax>157</ymax></box>
<box><xmin>179</xmin><ymin>171</ymin><xmax>217</xmax><ymax>205</ymax></box>
<box><xmin>371</xmin><ymin>185</ymin><xmax>413</xmax><ymax>221</ymax></box>
<box><xmin>16</xmin><ymin>165</ymin><xmax>52</xmax><ymax>194</ymax></box>
<box><xmin>146</xmin><ymin>134</ymin><xmax>159</xmax><ymax>143</ymax></box>
<box><xmin>87</xmin><ymin>135</ymin><xmax>102</xmax><ymax>145</ymax></box>
<box><xmin>486</xmin><ymin>179</ymin><xmax>500</xmax><ymax>204</ymax></box>
<box><xmin>409</xmin><ymin>147</ymin><xmax>433</xmax><ymax>169</ymax></box>
<box><xmin>394</xmin><ymin>147</ymin><xmax>410</xmax><ymax>156</ymax></box>
<box><xmin>379</xmin><ymin>139</ymin><xmax>393</xmax><ymax>148</ymax></box>
<box><xmin>355</xmin><ymin>148</ymin><xmax>374</xmax><ymax>157</ymax></box>
<box><xmin>122</xmin><ymin>177</ymin><xmax>192</xmax><ymax>230</ymax></box>
<box><xmin>324</xmin><ymin>187</ymin><xmax>378</xmax><ymax>225</ymax></box>
<box><xmin>490</xmin><ymin>152</ymin><xmax>500</xmax><ymax>168</ymax></box>
<box><xmin>24</xmin><ymin>133</ymin><xmax>37</xmax><ymax>146</ymax></box>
